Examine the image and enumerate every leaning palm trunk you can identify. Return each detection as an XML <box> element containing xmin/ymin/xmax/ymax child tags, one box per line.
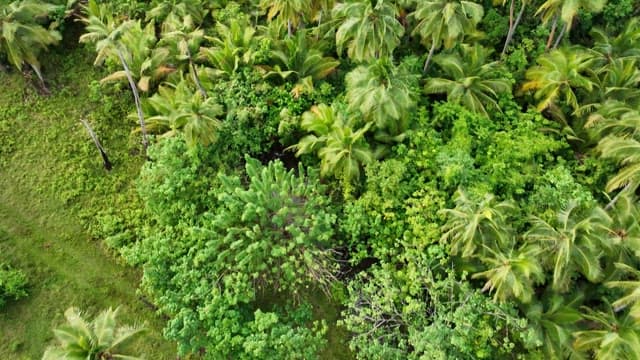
<box><xmin>186</xmin><ymin>48</ymin><xmax>207</xmax><ymax>98</ymax></box>
<box><xmin>502</xmin><ymin>0</ymin><xmax>526</xmax><ymax>55</ymax></box>
<box><xmin>80</xmin><ymin>118</ymin><xmax>112</xmax><ymax>171</ymax></box>
<box><xmin>30</xmin><ymin>64</ymin><xmax>50</xmax><ymax>94</ymax></box>
<box><xmin>116</xmin><ymin>49</ymin><xmax>148</xmax><ymax>151</ymax></box>
<box><xmin>546</xmin><ymin>13</ymin><xmax>559</xmax><ymax>50</ymax></box>
<box><xmin>553</xmin><ymin>22</ymin><xmax>568</xmax><ymax>49</ymax></box>
<box><xmin>423</xmin><ymin>41</ymin><xmax>437</xmax><ymax>73</ymax></box>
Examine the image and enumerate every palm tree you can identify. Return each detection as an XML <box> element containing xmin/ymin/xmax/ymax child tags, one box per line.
<box><xmin>261</xmin><ymin>0</ymin><xmax>311</xmax><ymax>37</ymax></box>
<box><xmin>200</xmin><ymin>18</ymin><xmax>258</xmax><ymax>79</ymax></box>
<box><xmin>591</xmin><ymin>19</ymin><xmax>640</xmax><ymax>66</ymax></box>
<box><xmin>424</xmin><ymin>44</ymin><xmax>512</xmax><ymax>117</ymax></box>
<box><xmin>345</xmin><ymin>57</ymin><xmax>419</xmax><ymax>136</ymax></box>
<box><xmin>42</xmin><ymin>307</ymin><xmax>144</xmax><ymax>360</ymax></box>
<box><xmin>158</xmin><ymin>13</ymin><xmax>207</xmax><ymax>97</ymax></box>
<box><xmin>536</xmin><ymin>0</ymin><xmax>606</xmax><ymax>49</ymax></box>
<box><xmin>79</xmin><ymin>0</ymin><xmax>152</xmax><ymax>150</ymax></box>
<box><xmin>288</xmin><ymin>103</ymin><xmax>374</xmax><ymax>185</ymax></box>
<box><xmin>573</xmin><ymin>304</ymin><xmax>640</xmax><ymax>360</ymax></box>
<box><xmin>263</xmin><ymin>29</ymin><xmax>339</xmax><ymax>97</ymax></box>
<box><xmin>473</xmin><ymin>243</ymin><xmax>544</xmax><ymax>303</ymax></box>
<box><xmin>521</xmin><ymin>47</ymin><xmax>597</xmax><ymax>114</ymax></box>
<box><xmin>598</xmin><ymin>136</ymin><xmax>640</xmax><ymax>192</ymax></box>
<box><xmin>607</xmin><ymin>263</ymin><xmax>640</xmax><ymax>320</ymax></box>
<box><xmin>525</xmin><ymin>201</ymin><xmax>612</xmax><ymax>292</ymax></box>
<box><xmin>0</xmin><ymin>0</ymin><xmax>61</xmax><ymax>90</ymax></box>
<box><xmin>410</xmin><ymin>0</ymin><xmax>484</xmax><ymax>72</ymax></box>
<box><xmin>140</xmin><ymin>79</ymin><xmax>224</xmax><ymax>148</ymax></box>
<box><xmin>593</xmin><ymin>59</ymin><xmax>640</xmax><ymax>107</ymax></box>
<box><xmin>440</xmin><ymin>189</ymin><xmax>515</xmax><ymax>258</ymax></box>
<box><xmin>333</xmin><ymin>0</ymin><xmax>404</xmax><ymax>63</ymax></box>
<box><xmin>525</xmin><ymin>294</ymin><xmax>583</xmax><ymax>358</ymax></box>
<box><xmin>147</xmin><ymin>0</ymin><xmax>210</xmax><ymax>25</ymax></box>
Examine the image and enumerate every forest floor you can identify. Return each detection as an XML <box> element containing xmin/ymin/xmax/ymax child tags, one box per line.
<box><xmin>0</xmin><ymin>46</ymin><xmax>176</xmax><ymax>358</ymax></box>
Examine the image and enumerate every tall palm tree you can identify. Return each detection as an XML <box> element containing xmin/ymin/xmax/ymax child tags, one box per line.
<box><xmin>440</xmin><ymin>189</ymin><xmax>515</xmax><ymax>258</ymax></box>
<box><xmin>607</xmin><ymin>263</ymin><xmax>640</xmax><ymax>320</ymax></box>
<box><xmin>525</xmin><ymin>201</ymin><xmax>612</xmax><ymax>292</ymax></box>
<box><xmin>573</xmin><ymin>304</ymin><xmax>640</xmax><ymax>360</ymax></box>
<box><xmin>473</xmin><ymin>243</ymin><xmax>544</xmax><ymax>303</ymax></box>
<box><xmin>42</xmin><ymin>307</ymin><xmax>144</xmax><ymax>360</ymax></box>
<box><xmin>521</xmin><ymin>47</ymin><xmax>597</xmax><ymax>114</ymax></box>
<box><xmin>261</xmin><ymin>0</ymin><xmax>311</xmax><ymax>37</ymax></box>
<box><xmin>158</xmin><ymin>13</ymin><xmax>207</xmax><ymax>97</ymax></box>
<box><xmin>140</xmin><ymin>79</ymin><xmax>224</xmax><ymax>148</ymax></box>
<box><xmin>0</xmin><ymin>0</ymin><xmax>61</xmax><ymax>90</ymax></box>
<box><xmin>345</xmin><ymin>57</ymin><xmax>419</xmax><ymax>136</ymax></box>
<box><xmin>536</xmin><ymin>0</ymin><xmax>606</xmax><ymax>49</ymax></box>
<box><xmin>200</xmin><ymin>18</ymin><xmax>258</xmax><ymax>79</ymax></box>
<box><xmin>263</xmin><ymin>29</ymin><xmax>339</xmax><ymax>97</ymax></box>
<box><xmin>591</xmin><ymin>19</ymin><xmax>640</xmax><ymax>66</ymax></box>
<box><xmin>333</xmin><ymin>0</ymin><xmax>404</xmax><ymax>63</ymax></box>
<box><xmin>79</xmin><ymin>0</ymin><xmax>151</xmax><ymax>150</ymax></box>
<box><xmin>410</xmin><ymin>0</ymin><xmax>484</xmax><ymax>72</ymax></box>
<box><xmin>525</xmin><ymin>294</ymin><xmax>583</xmax><ymax>358</ymax></box>
<box><xmin>424</xmin><ymin>44</ymin><xmax>512</xmax><ymax>117</ymax></box>
<box><xmin>146</xmin><ymin>0</ymin><xmax>210</xmax><ymax>25</ymax></box>
<box><xmin>598</xmin><ymin>136</ymin><xmax>640</xmax><ymax>192</ymax></box>
<box><xmin>288</xmin><ymin>103</ymin><xmax>374</xmax><ymax>185</ymax></box>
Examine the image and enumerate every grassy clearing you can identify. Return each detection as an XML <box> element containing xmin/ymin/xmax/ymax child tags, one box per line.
<box><xmin>0</xmin><ymin>44</ymin><xmax>176</xmax><ymax>358</ymax></box>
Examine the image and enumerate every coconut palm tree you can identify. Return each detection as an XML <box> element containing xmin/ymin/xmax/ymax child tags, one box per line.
<box><xmin>521</xmin><ymin>47</ymin><xmax>597</xmax><ymax>114</ymax></box>
<box><xmin>79</xmin><ymin>0</ymin><xmax>152</xmax><ymax>150</ymax></box>
<box><xmin>0</xmin><ymin>0</ymin><xmax>61</xmax><ymax>90</ymax></box>
<box><xmin>525</xmin><ymin>201</ymin><xmax>612</xmax><ymax>292</ymax></box>
<box><xmin>598</xmin><ymin>136</ymin><xmax>640</xmax><ymax>192</ymax></box>
<box><xmin>410</xmin><ymin>0</ymin><xmax>484</xmax><ymax>72</ymax></box>
<box><xmin>288</xmin><ymin>103</ymin><xmax>374</xmax><ymax>185</ymax></box>
<box><xmin>525</xmin><ymin>294</ymin><xmax>583</xmax><ymax>358</ymax></box>
<box><xmin>200</xmin><ymin>18</ymin><xmax>258</xmax><ymax>79</ymax></box>
<box><xmin>42</xmin><ymin>307</ymin><xmax>144</xmax><ymax>360</ymax></box>
<box><xmin>424</xmin><ymin>44</ymin><xmax>512</xmax><ymax>117</ymax></box>
<box><xmin>345</xmin><ymin>57</ymin><xmax>419</xmax><ymax>136</ymax></box>
<box><xmin>158</xmin><ymin>13</ymin><xmax>207</xmax><ymax>97</ymax></box>
<box><xmin>333</xmin><ymin>0</ymin><xmax>404</xmax><ymax>63</ymax></box>
<box><xmin>573</xmin><ymin>304</ymin><xmax>640</xmax><ymax>360</ymax></box>
<box><xmin>146</xmin><ymin>0</ymin><xmax>210</xmax><ymax>25</ymax></box>
<box><xmin>473</xmin><ymin>243</ymin><xmax>544</xmax><ymax>303</ymax></box>
<box><xmin>440</xmin><ymin>190</ymin><xmax>515</xmax><ymax>259</ymax></box>
<box><xmin>607</xmin><ymin>263</ymin><xmax>640</xmax><ymax>320</ymax></box>
<box><xmin>261</xmin><ymin>0</ymin><xmax>311</xmax><ymax>37</ymax></box>
<box><xmin>140</xmin><ymin>79</ymin><xmax>224</xmax><ymax>148</ymax></box>
<box><xmin>263</xmin><ymin>29</ymin><xmax>339</xmax><ymax>97</ymax></box>
<box><xmin>536</xmin><ymin>0</ymin><xmax>606</xmax><ymax>49</ymax></box>
<box><xmin>591</xmin><ymin>19</ymin><xmax>640</xmax><ymax>66</ymax></box>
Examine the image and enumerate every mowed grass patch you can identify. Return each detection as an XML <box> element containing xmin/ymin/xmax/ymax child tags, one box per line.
<box><xmin>0</xmin><ymin>44</ymin><xmax>176</xmax><ymax>358</ymax></box>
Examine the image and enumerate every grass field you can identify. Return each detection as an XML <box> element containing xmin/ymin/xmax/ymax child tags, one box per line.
<box><xmin>0</xmin><ymin>44</ymin><xmax>177</xmax><ymax>358</ymax></box>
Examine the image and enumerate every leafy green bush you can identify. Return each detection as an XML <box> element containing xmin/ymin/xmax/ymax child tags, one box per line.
<box><xmin>0</xmin><ymin>264</ymin><xmax>28</xmax><ymax>308</ymax></box>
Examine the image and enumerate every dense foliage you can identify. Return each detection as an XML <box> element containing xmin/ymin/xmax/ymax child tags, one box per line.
<box><xmin>0</xmin><ymin>263</ymin><xmax>27</xmax><ymax>308</ymax></box>
<box><xmin>3</xmin><ymin>0</ymin><xmax>640</xmax><ymax>358</ymax></box>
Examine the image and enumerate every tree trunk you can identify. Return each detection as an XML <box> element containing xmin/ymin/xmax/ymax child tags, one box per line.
<box><xmin>502</xmin><ymin>0</ymin><xmax>526</xmax><ymax>55</ymax></box>
<box><xmin>187</xmin><ymin>48</ymin><xmax>207</xmax><ymax>98</ymax></box>
<box><xmin>546</xmin><ymin>14</ymin><xmax>559</xmax><ymax>50</ymax></box>
<box><xmin>116</xmin><ymin>49</ymin><xmax>148</xmax><ymax>151</ymax></box>
<box><xmin>553</xmin><ymin>22</ymin><xmax>568</xmax><ymax>49</ymax></box>
<box><xmin>423</xmin><ymin>42</ymin><xmax>437</xmax><ymax>73</ymax></box>
<box><xmin>288</xmin><ymin>19</ymin><xmax>293</xmax><ymax>37</ymax></box>
<box><xmin>30</xmin><ymin>64</ymin><xmax>50</xmax><ymax>95</ymax></box>
<box><xmin>80</xmin><ymin>118</ymin><xmax>112</xmax><ymax>171</ymax></box>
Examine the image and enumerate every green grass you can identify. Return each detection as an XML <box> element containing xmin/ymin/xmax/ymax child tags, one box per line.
<box><xmin>0</xmin><ymin>44</ymin><xmax>176</xmax><ymax>358</ymax></box>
